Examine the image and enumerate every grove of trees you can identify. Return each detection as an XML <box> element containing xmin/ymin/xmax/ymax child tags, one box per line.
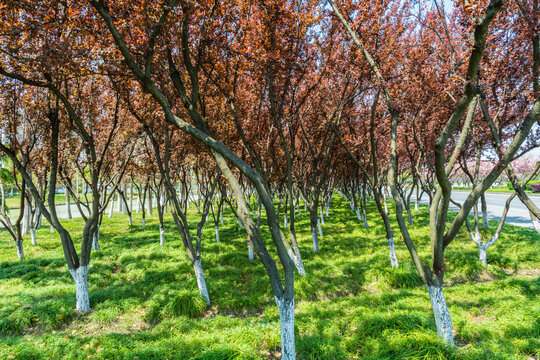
<box><xmin>0</xmin><ymin>0</ymin><xmax>539</xmax><ymax>358</ymax></box>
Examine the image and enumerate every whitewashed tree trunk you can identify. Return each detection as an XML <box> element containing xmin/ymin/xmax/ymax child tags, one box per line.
<box><xmin>275</xmin><ymin>296</ymin><xmax>295</xmax><ymax>360</ymax></box>
<box><xmin>69</xmin><ymin>265</ymin><xmax>90</xmax><ymax>312</ymax></box>
<box><xmin>407</xmin><ymin>206</ymin><xmax>414</xmax><ymax>225</ymax></box>
<box><xmin>482</xmin><ymin>211</ymin><xmax>489</xmax><ymax>229</ymax></box>
<box><xmin>415</xmin><ymin>199</ymin><xmax>419</xmax><ymax>211</ymax></box>
<box><xmin>31</xmin><ymin>229</ymin><xmax>37</xmax><ymax>245</ymax></box>
<box><xmin>22</xmin><ymin>200</ymin><xmax>30</xmax><ymax>235</ymax></box>
<box><xmin>130</xmin><ymin>181</ymin><xmax>134</xmax><ymax>214</ymax></box>
<box><xmin>317</xmin><ymin>218</ymin><xmax>323</xmax><ymax>237</ymax></box>
<box><xmin>66</xmin><ymin>192</ymin><xmax>72</xmax><ymax>219</ymax></box>
<box><xmin>478</xmin><ymin>244</ymin><xmax>488</xmax><ymax>266</ymax></box>
<box><xmin>193</xmin><ymin>259</ymin><xmax>210</xmax><ymax>305</ymax></box>
<box><xmin>220</xmin><ymin>211</ymin><xmax>223</xmax><ymax>225</ymax></box>
<box><xmin>129</xmin><ymin>214</ymin><xmax>133</xmax><ymax>226</ymax></box>
<box><xmin>319</xmin><ymin>207</ymin><xmax>324</xmax><ymax>224</ymax></box>
<box><xmin>136</xmin><ymin>197</ymin><xmax>140</xmax><ymax>213</ymax></box>
<box><xmin>355</xmin><ymin>208</ymin><xmax>362</xmax><ymax>222</ymax></box>
<box><xmin>215</xmin><ymin>225</ymin><xmax>220</xmax><ymax>243</ymax></box>
<box><xmin>50</xmin><ymin>225</ymin><xmax>54</xmax><ymax>233</ymax></box>
<box><xmin>384</xmin><ymin>197</ymin><xmax>388</xmax><ymax>215</ymax></box>
<box><xmin>160</xmin><ymin>227</ymin><xmax>165</xmax><ymax>246</ymax></box>
<box><xmin>387</xmin><ymin>236</ymin><xmax>399</xmax><ymax>268</ymax></box>
<box><xmin>362</xmin><ymin>207</ymin><xmax>369</xmax><ymax>229</ymax></box>
<box><xmin>288</xmin><ymin>248</ymin><xmax>306</xmax><ymax>276</ymax></box>
<box><xmin>312</xmin><ymin>227</ymin><xmax>319</xmax><ymax>252</ymax></box>
<box><xmin>531</xmin><ymin>213</ymin><xmax>540</xmax><ymax>234</ymax></box>
<box><xmin>142</xmin><ymin>218</ymin><xmax>146</xmax><ymax>229</ymax></box>
<box><xmin>248</xmin><ymin>239</ymin><xmax>254</xmax><ymax>261</ymax></box>
<box><xmin>92</xmin><ymin>234</ymin><xmax>100</xmax><ymax>251</ymax></box>
<box><xmin>426</xmin><ymin>284</ymin><xmax>454</xmax><ymax>346</ymax></box>
<box><xmin>15</xmin><ymin>239</ymin><xmax>24</xmax><ymax>260</ymax></box>
<box><xmin>108</xmin><ymin>197</ymin><xmax>114</xmax><ymax>218</ymax></box>
<box><xmin>284</xmin><ymin>212</ymin><xmax>288</xmax><ymax>229</ymax></box>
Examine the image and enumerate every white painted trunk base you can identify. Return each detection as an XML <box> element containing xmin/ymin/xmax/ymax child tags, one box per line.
<box><xmin>129</xmin><ymin>215</ymin><xmax>133</xmax><ymax>227</ymax></box>
<box><xmin>108</xmin><ymin>198</ymin><xmax>114</xmax><ymax>218</ymax></box>
<box><xmin>193</xmin><ymin>259</ymin><xmax>210</xmax><ymax>305</ymax></box>
<box><xmin>275</xmin><ymin>296</ymin><xmax>295</xmax><ymax>360</ymax></box>
<box><xmin>407</xmin><ymin>207</ymin><xmax>414</xmax><ymax>225</ymax></box>
<box><xmin>387</xmin><ymin>237</ymin><xmax>399</xmax><ymax>268</ymax></box>
<box><xmin>362</xmin><ymin>208</ymin><xmax>369</xmax><ymax>229</ymax></box>
<box><xmin>288</xmin><ymin>247</ymin><xmax>306</xmax><ymax>276</ymax></box>
<box><xmin>69</xmin><ymin>265</ymin><xmax>90</xmax><ymax>312</ymax></box>
<box><xmin>415</xmin><ymin>200</ymin><xmax>419</xmax><ymax>211</ymax></box>
<box><xmin>355</xmin><ymin>208</ymin><xmax>362</xmax><ymax>222</ymax></box>
<box><xmin>220</xmin><ymin>211</ymin><xmax>223</xmax><ymax>225</ymax></box>
<box><xmin>284</xmin><ymin>213</ymin><xmax>288</xmax><ymax>229</ymax></box>
<box><xmin>312</xmin><ymin>227</ymin><xmax>319</xmax><ymax>252</ymax></box>
<box><xmin>248</xmin><ymin>239</ymin><xmax>254</xmax><ymax>262</ymax></box>
<box><xmin>320</xmin><ymin>208</ymin><xmax>324</xmax><ymax>224</ymax></box>
<box><xmin>50</xmin><ymin>225</ymin><xmax>54</xmax><ymax>234</ymax></box>
<box><xmin>426</xmin><ymin>284</ymin><xmax>454</xmax><ymax>346</ymax></box>
<box><xmin>478</xmin><ymin>244</ymin><xmax>487</xmax><ymax>266</ymax></box>
<box><xmin>31</xmin><ymin>229</ymin><xmax>37</xmax><ymax>245</ymax></box>
<box><xmin>532</xmin><ymin>219</ymin><xmax>540</xmax><ymax>234</ymax></box>
<box><xmin>160</xmin><ymin>227</ymin><xmax>165</xmax><ymax>246</ymax></box>
<box><xmin>317</xmin><ymin>218</ymin><xmax>323</xmax><ymax>237</ymax></box>
<box><xmin>215</xmin><ymin>225</ymin><xmax>220</xmax><ymax>243</ymax></box>
<box><xmin>92</xmin><ymin>235</ymin><xmax>100</xmax><ymax>251</ymax></box>
<box><xmin>15</xmin><ymin>240</ymin><xmax>24</xmax><ymax>260</ymax></box>
<box><xmin>142</xmin><ymin>218</ymin><xmax>146</xmax><ymax>229</ymax></box>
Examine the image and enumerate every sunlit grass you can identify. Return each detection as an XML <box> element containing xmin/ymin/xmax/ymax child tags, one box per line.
<box><xmin>0</xmin><ymin>195</ymin><xmax>538</xmax><ymax>359</ymax></box>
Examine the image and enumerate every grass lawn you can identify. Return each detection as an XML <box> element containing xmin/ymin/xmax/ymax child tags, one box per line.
<box><xmin>0</xmin><ymin>195</ymin><xmax>538</xmax><ymax>359</ymax></box>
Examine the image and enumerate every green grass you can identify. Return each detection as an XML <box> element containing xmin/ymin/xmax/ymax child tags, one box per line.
<box><xmin>0</xmin><ymin>195</ymin><xmax>539</xmax><ymax>359</ymax></box>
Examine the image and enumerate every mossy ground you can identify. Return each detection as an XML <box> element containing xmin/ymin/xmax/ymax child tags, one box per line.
<box><xmin>0</xmin><ymin>195</ymin><xmax>538</xmax><ymax>359</ymax></box>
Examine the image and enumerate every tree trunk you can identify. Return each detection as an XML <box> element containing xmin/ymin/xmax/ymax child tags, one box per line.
<box><xmin>122</xmin><ymin>185</ymin><xmax>128</xmax><ymax>214</ymax></box>
<box><xmin>317</xmin><ymin>218</ymin><xmax>323</xmax><ymax>237</ymax></box>
<box><xmin>117</xmin><ymin>191</ymin><xmax>122</xmax><ymax>212</ymax></box>
<box><xmin>193</xmin><ymin>259</ymin><xmax>210</xmax><ymax>305</ymax></box>
<box><xmin>215</xmin><ymin>225</ymin><xmax>220</xmax><ymax>243</ymax></box>
<box><xmin>530</xmin><ymin>211</ymin><xmax>540</xmax><ymax>234</ymax></box>
<box><xmin>406</xmin><ymin>204</ymin><xmax>414</xmax><ymax>225</ymax></box>
<box><xmin>50</xmin><ymin>225</ymin><xmax>54</xmax><ymax>233</ymax></box>
<box><xmin>69</xmin><ymin>265</ymin><xmax>90</xmax><ymax>312</ymax></box>
<box><xmin>15</xmin><ymin>238</ymin><xmax>24</xmax><ymax>260</ymax></box>
<box><xmin>22</xmin><ymin>198</ymin><xmax>31</xmax><ymax>235</ymax></box>
<box><xmin>481</xmin><ymin>194</ymin><xmax>489</xmax><ymax>228</ymax></box>
<box><xmin>147</xmin><ymin>189</ymin><xmax>153</xmax><ymax>216</ymax></box>
<box><xmin>66</xmin><ymin>192</ymin><xmax>72</xmax><ymax>219</ymax></box>
<box><xmin>275</xmin><ymin>296</ymin><xmax>295</xmax><ymax>360</ymax></box>
<box><xmin>160</xmin><ymin>226</ymin><xmax>165</xmax><ymax>246</ymax></box>
<box><xmin>108</xmin><ymin>196</ymin><xmax>114</xmax><ymax>218</ymax></box>
<box><xmin>92</xmin><ymin>233</ymin><xmax>100</xmax><ymax>251</ymax></box>
<box><xmin>31</xmin><ymin>228</ymin><xmax>37</xmax><ymax>245</ymax></box>
<box><xmin>248</xmin><ymin>238</ymin><xmax>254</xmax><ymax>261</ymax></box>
<box><xmin>129</xmin><ymin>214</ymin><xmax>133</xmax><ymax>226</ymax></box>
<box><xmin>362</xmin><ymin>206</ymin><xmax>369</xmax><ymax>229</ymax></box>
<box><xmin>319</xmin><ymin>207</ymin><xmax>324</xmax><ymax>224</ymax></box>
<box><xmin>387</xmin><ymin>236</ymin><xmax>399</xmax><ymax>268</ymax></box>
<box><xmin>478</xmin><ymin>244</ymin><xmax>488</xmax><ymax>266</ymax></box>
<box><xmin>426</xmin><ymin>284</ymin><xmax>454</xmax><ymax>345</ymax></box>
<box><xmin>311</xmin><ymin>226</ymin><xmax>319</xmax><ymax>252</ymax></box>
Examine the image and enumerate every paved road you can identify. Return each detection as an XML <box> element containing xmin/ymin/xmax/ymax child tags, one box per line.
<box><xmin>416</xmin><ymin>190</ymin><xmax>540</xmax><ymax>229</ymax></box>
